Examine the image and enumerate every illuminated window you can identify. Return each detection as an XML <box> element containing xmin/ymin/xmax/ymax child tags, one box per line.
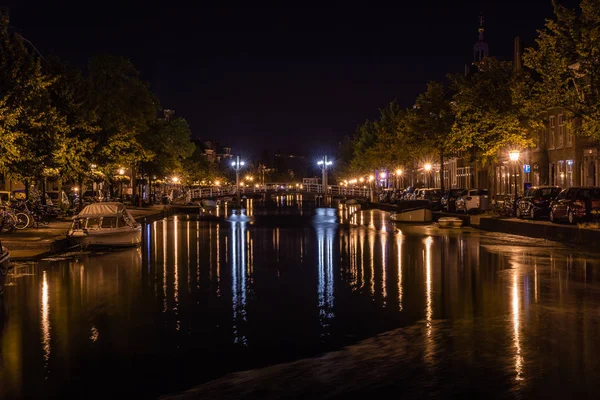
<box><xmin>558</xmin><ymin>115</ymin><xmax>564</xmax><ymax>147</ymax></box>
<box><xmin>549</xmin><ymin>116</ymin><xmax>556</xmax><ymax>149</ymax></box>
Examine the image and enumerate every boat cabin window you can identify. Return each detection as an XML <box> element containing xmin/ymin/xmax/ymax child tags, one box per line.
<box><xmin>101</xmin><ymin>216</ymin><xmax>118</xmax><ymax>228</ymax></box>
<box><xmin>86</xmin><ymin>217</ymin><xmax>102</xmax><ymax>229</ymax></box>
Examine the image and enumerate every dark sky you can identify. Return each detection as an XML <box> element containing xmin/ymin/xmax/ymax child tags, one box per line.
<box><xmin>5</xmin><ymin>0</ymin><xmax>573</xmax><ymax>159</ymax></box>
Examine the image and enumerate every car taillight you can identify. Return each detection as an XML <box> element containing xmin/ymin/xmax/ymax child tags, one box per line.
<box><xmin>573</xmin><ymin>200</ymin><xmax>584</xmax><ymax>207</ymax></box>
<box><xmin>533</xmin><ymin>197</ymin><xmax>544</xmax><ymax>204</ymax></box>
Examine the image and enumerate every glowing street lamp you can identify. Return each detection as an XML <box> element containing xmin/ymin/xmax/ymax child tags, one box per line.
<box><xmin>317</xmin><ymin>156</ymin><xmax>333</xmax><ymax>197</ymax></box>
<box><xmin>395</xmin><ymin>169</ymin><xmax>403</xmax><ymax>189</ymax></box>
<box><xmin>231</xmin><ymin>155</ymin><xmax>246</xmax><ymax>207</ymax></box>
<box><xmin>509</xmin><ymin>150</ymin><xmax>521</xmax><ymax>216</ymax></box>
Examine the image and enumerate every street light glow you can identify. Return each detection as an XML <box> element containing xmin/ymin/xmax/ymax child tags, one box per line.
<box><xmin>317</xmin><ymin>160</ymin><xmax>324</xmax><ymax>165</ymax></box>
<box><xmin>240</xmin><ymin>161</ymin><xmax>245</xmax><ymax>166</ymax></box>
<box><xmin>368</xmin><ymin>175</ymin><xmax>374</xmax><ymax>182</ymax></box>
<box><xmin>118</xmin><ymin>168</ymin><xmax>125</xmax><ymax>175</ymax></box>
<box><xmin>424</xmin><ymin>163</ymin><xmax>432</xmax><ymax>172</ymax></box>
<box><xmin>172</xmin><ymin>176</ymin><xmax>179</xmax><ymax>183</ymax></box>
<box><xmin>380</xmin><ymin>172</ymin><xmax>387</xmax><ymax>179</ymax></box>
<box><xmin>509</xmin><ymin>150</ymin><xmax>520</xmax><ymax>161</ymax></box>
<box><xmin>396</xmin><ymin>169</ymin><xmax>403</xmax><ymax>176</ymax></box>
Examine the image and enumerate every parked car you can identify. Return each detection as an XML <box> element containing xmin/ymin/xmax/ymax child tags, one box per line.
<box><xmin>418</xmin><ymin>188</ymin><xmax>443</xmax><ymax>210</ymax></box>
<box><xmin>47</xmin><ymin>190</ymin><xmax>71</xmax><ymax>207</ymax></box>
<box><xmin>456</xmin><ymin>189</ymin><xmax>490</xmax><ymax>213</ymax></box>
<box><xmin>517</xmin><ymin>186</ymin><xmax>562</xmax><ymax>219</ymax></box>
<box><xmin>441</xmin><ymin>188</ymin><xmax>467</xmax><ymax>212</ymax></box>
<box><xmin>549</xmin><ymin>187</ymin><xmax>600</xmax><ymax>224</ymax></box>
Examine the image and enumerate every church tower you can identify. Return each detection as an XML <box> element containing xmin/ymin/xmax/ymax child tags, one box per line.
<box><xmin>473</xmin><ymin>14</ymin><xmax>489</xmax><ymax>62</ymax></box>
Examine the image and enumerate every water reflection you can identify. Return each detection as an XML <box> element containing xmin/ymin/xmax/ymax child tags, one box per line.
<box><xmin>4</xmin><ymin>209</ymin><xmax>600</xmax><ymax>398</ymax></box>
<box><xmin>316</xmin><ymin>225</ymin><xmax>335</xmax><ymax>333</ymax></box>
<box><xmin>512</xmin><ymin>271</ymin><xmax>524</xmax><ymax>381</ymax></box>
<box><xmin>231</xmin><ymin>220</ymin><xmax>249</xmax><ymax>345</ymax></box>
<box><xmin>41</xmin><ymin>270</ymin><xmax>50</xmax><ymax>377</ymax></box>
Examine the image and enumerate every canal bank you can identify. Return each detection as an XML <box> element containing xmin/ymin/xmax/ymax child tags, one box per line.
<box><xmin>1</xmin><ymin>206</ymin><xmax>175</xmax><ymax>261</ymax></box>
<box><xmin>368</xmin><ymin>202</ymin><xmax>600</xmax><ymax>248</ymax></box>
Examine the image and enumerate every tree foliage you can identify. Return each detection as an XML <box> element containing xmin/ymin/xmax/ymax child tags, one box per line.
<box><xmin>88</xmin><ymin>55</ymin><xmax>159</xmax><ymax>173</ymax></box>
<box><xmin>449</xmin><ymin>57</ymin><xmax>534</xmax><ymax>164</ymax></box>
<box><xmin>524</xmin><ymin>0</ymin><xmax>600</xmax><ymax>138</ymax></box>
<box><xmin>141</xmin><ymin>117</ymin><xmax>195</xmax><ymax>179</ymax></box>
<box><xmin>0</xmin><ymin>15</ymin><xmax>69</xmax><ymax>181</ymax></box>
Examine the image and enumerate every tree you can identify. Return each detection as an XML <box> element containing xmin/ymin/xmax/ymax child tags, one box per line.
<box><xmin>407</xmin><ymin>81</ymin><xmax>454</xmax><ymax>192</ymax></box>
<box><xmin>44</xmin><ymin>58</ymin><xmax>99</xmax><ymax>206</ymax></box>
<box><xmin>0</xmin><ymin>15</ymin><xmax>69</xmax><ymax>196</ymax></box>
<box><xmin>140</xmin><ymin>117</ymin><xmax>195</xmax><ymax>181</ymax></box>
<box><xmin>88</xmin><ymin>55</ymin><xmax>159</xmax><ymax>195</ymax></box>
<box><xmin>524</xmin><ymin>0</ymin><xmax>600</xmax><ymax>138</ymax></box>
<box><xmin>449</xmin><ymin>58</ymin><xmax>535</xmax><ymax>167</ymax></box>
<box><xmin>349</xmin><ymin>102</ymin><xmax>413</xmax><ymax>175</ymax></box>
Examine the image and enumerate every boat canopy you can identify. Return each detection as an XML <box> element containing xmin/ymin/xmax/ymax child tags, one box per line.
<box><xmin>76</xmin><ymin>202</ymin><xmax>136</xmax><ymax>222</ymax></box>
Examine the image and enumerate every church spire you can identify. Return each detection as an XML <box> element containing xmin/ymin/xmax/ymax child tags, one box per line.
<box><xmin>473</xmin><ymin>13</ymin><xmax>489</xmax><ymax>62</ymax></box>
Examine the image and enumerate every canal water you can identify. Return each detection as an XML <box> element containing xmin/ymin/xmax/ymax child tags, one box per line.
<box><xmin>1</xmin><ymin>197</ymin><xmax>600</xmax><ymax>399</ymax></box>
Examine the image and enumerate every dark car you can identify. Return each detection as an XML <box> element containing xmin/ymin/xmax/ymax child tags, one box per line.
<box><xmin>441</xmin><ymin>188</ymin><xmax>467</xmax><ymax>212</ymax></box>
<box><xmin>549</xmin><ymin>187</ymin><xmax>600</xmax><ymax>224</ymax></box>
<box><xmin>517</xmin><ymin>186</ymin><xmax>562</xmax><ymax>219</ymax></box>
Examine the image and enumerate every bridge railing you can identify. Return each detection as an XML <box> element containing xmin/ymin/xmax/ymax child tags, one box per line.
<box><xmin>302</xmin><ymin>183</ymin><xmax>370</xmax><ymax>198</ymax></box>
<box><xmin>188</xmin><ymin>184</ymin><xmax>370</xmax><ymax>199</ymax></box>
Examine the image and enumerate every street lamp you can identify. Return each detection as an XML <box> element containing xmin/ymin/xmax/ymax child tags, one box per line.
<box><xmin>231</xmin><ymin>155</ymin><xmax>245</xmax><ymax>208</ymax></box>
<box><xmin>317</xmin><ymin>156</ymin><xmax>333</xmax><ymax>198</ymax></box>
<box><xmin>509</xmin><ymin>150</ymin><xmax>520</xmax><ymax>217</ymax></box>
<box><xmin>424</xmin><ymin>163</ymin><xmax>432</xmax><ymax>187</ymax></box>
<box><xmin>118</xmin><ymin>167</ymin><xmax>125</xmax><ymax>202</ymax></box>
<box><xmin>396</xmin><ymin>169</ymin><xmax>403</xmax><ymax>189</ymax></box>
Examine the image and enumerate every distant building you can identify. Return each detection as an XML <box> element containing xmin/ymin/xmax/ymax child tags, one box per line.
<box><xmin>192</xmin><ymin>139</ymin><xmax>233</xmax><ymax>163</ymax></box>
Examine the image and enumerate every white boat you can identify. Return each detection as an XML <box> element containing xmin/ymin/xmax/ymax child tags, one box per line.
<box><xmin>438</xmin><ymin>216</ymin><xmax>464</xmax><ymax>228</ymax></box>
<box><xmin>389</xmin><ymin>200</ymin><xmax>432</xmax><ymax>223</ymax></box>
<box><xmin>201</xmin><ymin>199</ymin><xmax>218</xmax><ymax>208</ymax></box>
<box><xmin>390</xmin><ymin>208</ymin><xmax>432</xmax><ymax>222</ymax></box>
<box><xmin>0</xmin><ymin>243</ymin><xmax>10</xmax><ymax>294</ymax></box>
<box><xmin>67</xmin><ymin>202</ymin><xmax>142</xmax><ymax>248</ymax></box>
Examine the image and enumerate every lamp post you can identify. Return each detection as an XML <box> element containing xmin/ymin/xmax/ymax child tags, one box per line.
<box><xmin>509</xmin><ymin>150</ymin><xmax>520</xmax><ymax>217</ymax></box>
<box><xmin>118</xmin><ymin>168</ymin><xmax>125</xmax><ymax>202</ymax></box>
<box><xmin>424</xmin><ymin>163</ymin><xmax>432</xmax><ymax>187</ymax></box>
<box><xmin>396</xmin><ymin>169</ymin><xmax>403</xmax><ymax>189</ymax></box>
<box><xmin>317</xmin><ymin>156</ymin><xmax>333</xmax><ymax>202</ymax></box>
<box><xmin>231</xmin><ymin>155</ymin><xmax>245</xmax><ymax>208</ymax></box>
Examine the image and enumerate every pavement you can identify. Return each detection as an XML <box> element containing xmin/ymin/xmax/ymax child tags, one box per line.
<box><xmin>0</xmin><ymin>205</ymin><xmax>169</xmax><ymax>260</ymax></box>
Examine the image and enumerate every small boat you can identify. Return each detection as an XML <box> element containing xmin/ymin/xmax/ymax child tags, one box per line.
<box><xmin>438</xmin><ymin>216</ymin><xmax>464</xmax><ymax>228</ymax></box>
<box><xmin>67</xmin><ymin>202</ymin><xmax>142</xmax><ymax>248</ymax></box>
<box><xmin>389</xmin><ymin>200</ymin><xmax>432</xmax><ymax>223</ymax></box>
<box><xmin>0</xmin><ymin>243</ymin><xmax>11</xmax><ymax>295</ymax></box>
<box><xmin>201</xmin><ymin>199</ymin><xmax>218</xmax><ymax>208</ymax></box>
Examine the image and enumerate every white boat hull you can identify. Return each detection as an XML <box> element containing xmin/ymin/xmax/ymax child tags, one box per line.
<box><xmin>390</xmin><ymin>208</ymin><xmax>432</xmax><ymax>223</ymax></box>
<box><xmin>0</xmin><ymin>246</ymin><xmax>10</xmax><ymax>294</ymax></box>
<box><xmin>438</xmin><ymin>217</ymin><xmax>464</xmax><ymax>228</ymax></box>
<box><xmin>68</xmin><ymin>225</ymin><xmax>142</xmax><ymax>248</ymax></box>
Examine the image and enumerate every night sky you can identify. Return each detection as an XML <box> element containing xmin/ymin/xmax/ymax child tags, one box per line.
<box><xmin>5</xmin><ymin>1</ymin><xmax>574</xmax><ymax>159</ymax></box>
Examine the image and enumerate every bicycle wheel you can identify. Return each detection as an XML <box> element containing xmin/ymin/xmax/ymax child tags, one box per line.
<box><xmin>14</xmin><ymin>212</ymin><xmax>30</xmax><ymax>230</ymax></box>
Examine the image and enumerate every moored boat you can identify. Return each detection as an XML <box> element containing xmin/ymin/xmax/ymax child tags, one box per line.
<box><xmin>438</xmin><ymin>216</ymin><xmax>464</xmax><ymax>228</ymax></box>
<box><xmin>67</xmin><ymin>202</ymin><xmax>142</xmax><ymax>248</ymax></box>
<box><xmin>0</xmin><ymin>243</ymin><xmax>10</xmax><ymax>295</ymax></box>
<box><xmin>201</xmin><ymin>199</ymin><xmax>218</xmax><ymax>208</ymax></box>
<box><xmin>389</xmin><ymin>200</ymin><xmax>432</xmax><ymax>223</ymax></box>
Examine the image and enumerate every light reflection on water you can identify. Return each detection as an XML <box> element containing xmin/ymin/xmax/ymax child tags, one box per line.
<box><xmin>1</xmin><ymin>204</ymin><xmax>600</xmax><ymax>398</ymax></box>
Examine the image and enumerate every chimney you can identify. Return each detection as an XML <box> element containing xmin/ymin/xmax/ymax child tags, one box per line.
<box><xmin>513</xmin><ymin>36</ymin><xmax>522</xmax><ymax>72</ymax></box>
